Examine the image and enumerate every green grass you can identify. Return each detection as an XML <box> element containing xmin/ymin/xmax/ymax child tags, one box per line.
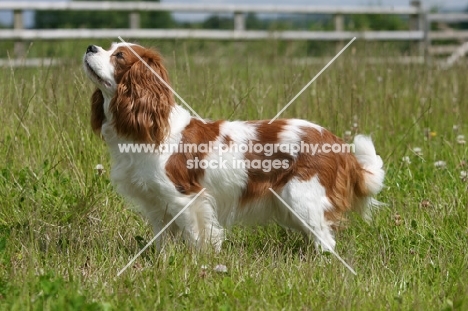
<box><xmin>0</xmin><ymin>40</ymin><xmax>467</xmax><ymax>310</ymax></box>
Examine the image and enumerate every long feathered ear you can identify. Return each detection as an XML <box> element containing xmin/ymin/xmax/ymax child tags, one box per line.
<box><xmin>109</xmin><ymin>52</ymin><xmax>174</xmax><ymax>144</ymax></box>
<box><xmin>91</xmin><ymin>89</ymin><xmax>105</xmax><ymax>136</ymax></box>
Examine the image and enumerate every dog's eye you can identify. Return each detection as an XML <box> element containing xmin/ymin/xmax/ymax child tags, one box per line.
<box><xmin>114</xmin><ymin>52</ymin><xmax>124</xmax><ymax>59</ymax></box>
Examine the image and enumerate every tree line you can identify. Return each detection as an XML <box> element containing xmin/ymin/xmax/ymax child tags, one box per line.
<box><xmin>35</xmin><ymin>0</ymin><xmax>174</xmax><ymax>29</ymax></box>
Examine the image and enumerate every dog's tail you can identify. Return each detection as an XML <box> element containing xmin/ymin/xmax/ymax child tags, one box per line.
<box><xmin>353</xmin><ymin>135</ymin><xmax>385</xmax><ymax>220</ymax></box>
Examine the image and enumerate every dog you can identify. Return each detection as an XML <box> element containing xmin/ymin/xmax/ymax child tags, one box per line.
<box><xmin>83</xmin><ymin>42</ymin><xmax>384</xmax><ymax>252</ymax></box>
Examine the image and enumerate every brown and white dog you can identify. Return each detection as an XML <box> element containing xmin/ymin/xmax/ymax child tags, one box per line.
<box><xmin>83</xmin><ymin>43</ymin><xmax>384</xmax><ymax>251</ymax></box>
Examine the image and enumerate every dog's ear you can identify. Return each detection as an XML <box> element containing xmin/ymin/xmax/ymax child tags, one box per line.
<box><xmin>109</xmin><ymin>51</ymin><xmax>174</xmax><ymax>144</ymax></box>
<box><xmin>91</xmin><ymin>88</ymin><xmax>105</xmax><ymax>136</ymax></box>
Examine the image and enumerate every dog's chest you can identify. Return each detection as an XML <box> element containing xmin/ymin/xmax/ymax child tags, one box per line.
<box><xmin>109</xmin><ymin>148</ymin><xmax>171</xmax><ymax>200</ymax></box>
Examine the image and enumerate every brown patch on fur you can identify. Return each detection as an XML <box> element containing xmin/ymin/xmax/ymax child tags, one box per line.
<box><xmin>109</xmin><ymin>45</ymin><xmax>174</xmax><ymax>144</ymax></box>
<box><xmin>296</xmin><ymin>127</ymin><xmax>369</xmax><ymax>224</ymax></box>
<box><xmin>221</xmin><ymin>134</ymin><xmax>233</xmax><ymax>145</ymax></box>
<box><xmin>165</xmin><ymin>119</ymin><xmax>223</xmax><ymax>194</ymax></box>
<box><xmin>240</xmin><ymin>120</ymin><xmax>296</xmax><ymax>204</ymax></box>
<box><xmin>239</xmin><ymin>121</ymin><xmax>370</xmax><ymax>226</ymax></box>
<box><xmin>91</xmin><ymin>89</ymin><xmax>105</xmax><ymax>135</ymax></box>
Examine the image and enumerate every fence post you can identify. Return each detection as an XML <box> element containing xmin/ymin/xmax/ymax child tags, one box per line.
<box><xmin>410</xmin><ymin>0</ymin><xmax>424</xmax><ymax>59</ymax></box>
<box><xmin>234</xmin><ymin>12</ymin><xmax>245</xmax><ymax>31</ymax></box>
<box><xmin>334</xmin><ymin>13</ymin><xmax>344</xmax><ymax>53</ymax></box>
<box><xmin>129</xmin><ymin>12</ymin><xmax>141</xmax><ymax>29</ymax></box>
<box><xmin>13</xmin><ymin>10</ymin><xmax>25</xmax><ymax>58</ymax></box>
<box><xmin>423</xmin><ymin>12</ymin><xmax>430</xmax><ymax>64</ymax></box>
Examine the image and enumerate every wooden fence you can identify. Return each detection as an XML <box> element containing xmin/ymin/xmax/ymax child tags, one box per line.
<box><xmin>1</xmin><ymin>1</ymin><xmax>468</xmax><ymax>61</ymax></box>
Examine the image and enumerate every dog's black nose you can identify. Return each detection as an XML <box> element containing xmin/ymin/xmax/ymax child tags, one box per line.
<box><xmin>87</xmin><ymin>45</ymin><xmax>98</xmax><ymax>54</ymax></box>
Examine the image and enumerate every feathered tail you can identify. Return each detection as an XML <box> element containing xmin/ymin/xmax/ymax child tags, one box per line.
<box><xmin>353</xmin><ymin>135</ymin><xmax>385</xmax><ymax>220</ymax></box>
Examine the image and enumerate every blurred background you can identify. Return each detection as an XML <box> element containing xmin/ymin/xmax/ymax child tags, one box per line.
<box><xmin>1</xmin><ymin>0</ymin><xmax>468</xmax><ymax>64</ymax></box>
<box><xmin>0</xmin><ymin>0</ymin><xmax>468</xmax><ymax>28</ymax></box>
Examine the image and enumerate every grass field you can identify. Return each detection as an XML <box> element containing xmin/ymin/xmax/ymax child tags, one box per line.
<box><xmin>0</xmin><ymin>39</ymin><xmax>467</xmax><ymax>310</ymax></box>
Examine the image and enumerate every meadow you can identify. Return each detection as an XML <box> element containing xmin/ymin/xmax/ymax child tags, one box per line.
<box><xmin>0</xmin><ymin>39</ymin><xmax>467</xmax><ymax>310</ymax></box>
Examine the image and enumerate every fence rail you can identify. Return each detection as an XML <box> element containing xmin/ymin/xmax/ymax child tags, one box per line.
<box><xmin>0</xmin><ymin>29</ymin><xmax>425</xmax><ymax>41</ymax></box>
<box><xmin>0</xmin><ymin>1</ymin><xmax>467</xmax><ymax>60</ymax></box>
<box><xmin>0</xmin><ymin>2</ymin><xmax>420</xmax><ymax>14</ymax></box>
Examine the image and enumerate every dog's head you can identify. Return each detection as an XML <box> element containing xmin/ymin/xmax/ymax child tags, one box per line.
<box><xmin>83</xmin><ymin>43</ymin><xmax>174</xmax><ymax>144</ymax></box>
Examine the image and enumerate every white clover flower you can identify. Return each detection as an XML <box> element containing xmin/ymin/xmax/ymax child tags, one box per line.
<box><xmin>94</xmin><ymin>164</ymin><xmax>105</xmax><ymax>175</ymax></box>
<box><xmin>434</xmin><ymin>161</ymin><xmax>447</xmax><ymax>169</ymax></box>
<box><xmin>461</xmin><ymin>171</ymin><xmax>467</xmax><ymax>181</ymax></box>
<box><xmin>457</xmin><ymin>135</ymin><xmax>466</xmax><ymax>145</ymax></box>
<box><xmin>213</xmin><ymin>264</ymin><xmax>228</xmax><ymax>273</ymax></box>
<box><xmin>412</xmin><ymin>147</ymin><xmax>423</xmax><ymax>156</ymax></box>
<box><xmin>401</xmin><ymin>156</ymin><xmax>411</xmax><ymax>164</ymax></box>
<box><xmin>344</xmin><ymin>131</ymin><xmax>353</xmax><ymax>142</ymax></box>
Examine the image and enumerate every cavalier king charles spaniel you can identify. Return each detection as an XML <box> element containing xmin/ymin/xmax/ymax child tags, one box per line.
<box><xmin>83</xmin><ymin>43</ymin><xmax>384</xmax><ymax>252</ymax></box>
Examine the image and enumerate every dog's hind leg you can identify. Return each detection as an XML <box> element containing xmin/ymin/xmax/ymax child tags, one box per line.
<box><xmin>277</xmin><ymin>176</ymin><xmax>336</xmax><ymax>252</ymax></box>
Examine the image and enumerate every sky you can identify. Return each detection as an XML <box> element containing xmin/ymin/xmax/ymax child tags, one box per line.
<box><xmin>0</xmin><ymin>0</ymin><xmax>467</xmax><ymax>27</ymax></box>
